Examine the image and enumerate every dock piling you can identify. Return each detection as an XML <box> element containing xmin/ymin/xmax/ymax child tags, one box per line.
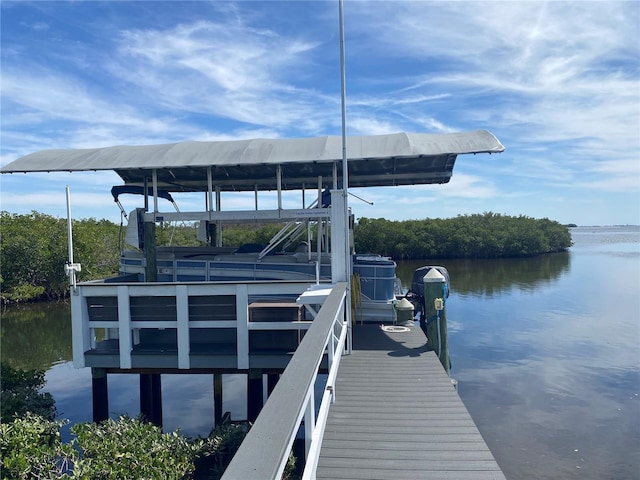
<box><xmin>247</xmin><ymin>370</ymin><xmax>264</xmax><ymax>422</ymax></box>
<box><xmin>91</xmin><ymin>368</ymin><xmax>109</xmax><ymax>423</ymax></box>
<box><xmin>423</xmin><ymin>269</ymin><xmax>451</xmax><ymax>374</ymax></box>
<box><xmin>214</xmin><ymin>373</ymin><xmax>223</xmax><ymax>426</ymax></box>
<box><xmin>140</xmin><ymin>373</ymin><xmax>163</xmax><ymax>427</ymax></box>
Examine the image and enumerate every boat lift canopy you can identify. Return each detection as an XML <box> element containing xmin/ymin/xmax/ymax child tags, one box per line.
<box><xmin>2</xmin><ymin>130</ymin><xmax>504</xmax><ymax>192</ymax></box>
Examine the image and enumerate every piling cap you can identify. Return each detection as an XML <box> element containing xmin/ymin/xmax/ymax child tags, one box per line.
<box><xmin>396</xmin><ymin>297</ymin><xmax>414</xmax><ymax>311</ymax></box>
<box><xmin>423</xmin><ymin>268</ymin><xmax>446</xmax><ymax>283</ymax></box>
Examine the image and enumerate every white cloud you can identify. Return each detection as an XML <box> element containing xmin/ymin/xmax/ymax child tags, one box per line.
<box><xmin>2</xmin><ymin>71</ymin><xmax>141</xmax><ymax>127</ymax></box>
<box><xmin>344</xmin><ymin>1</ymin><xmax>639</xmax><ymax>194</ymax></box>
<box><xmin>108</xmin><ymin>19</ymin><xmax>330</xmax><ymax>131</ymax></box>
<box><xmin>439</xmin><ymin>173</ymin><xmax>499</xmax><ymax>199</ymax></box>
<box><xmin>0</xmin><ymin>1</ymin><xmax>638</xmax><ymax>226</ymax></box>
<box><xmin>347</xmin><ymin>116</ymin><xmax>399</xmax><ymax>136</ymax></box>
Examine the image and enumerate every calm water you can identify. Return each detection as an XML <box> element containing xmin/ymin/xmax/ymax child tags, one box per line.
<box><xmin>2</xmin><ymin>226</ymin><xmax>639</xmax><ymax>479</ymax></box>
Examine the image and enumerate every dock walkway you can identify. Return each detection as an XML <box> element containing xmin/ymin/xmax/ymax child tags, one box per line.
<box><xmin>316</xmin><ymin>324</ymin><xmax>506</xmax><ymax>480</ymax></box>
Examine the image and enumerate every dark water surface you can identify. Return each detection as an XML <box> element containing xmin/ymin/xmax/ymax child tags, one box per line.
<box><xmin>2</xmin><ymin>226</ymin><xmax>638</xmax><ymax>479</ymax></box>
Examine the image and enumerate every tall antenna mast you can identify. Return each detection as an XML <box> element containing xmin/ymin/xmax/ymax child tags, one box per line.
<box><xmin>339</xmin><ymin>0</ymin><xmax>350</xmax><ymax>283</ymax></box>
<box><xmin>339</xmin><ymin>0</ymin><xmax>352</xmax><ymax>352</ymax></box>
<box><xmin>64</xmin><ymin>186</ymin><xmax>82</xmax><ymax>293</ymax></box>
<box><xmin>339</xmin><ymin>0</ymin><xmax>348</xmax><ymax>194</ymax></box>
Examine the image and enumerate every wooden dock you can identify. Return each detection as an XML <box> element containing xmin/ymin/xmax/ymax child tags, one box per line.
<box><xmin>316</xmin><ymin>323</ymin><xmax>506</xmax><ymax>480</ymax></box>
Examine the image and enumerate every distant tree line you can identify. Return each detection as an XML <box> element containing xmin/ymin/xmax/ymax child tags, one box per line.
<box><xmin>355</xmin><ymin>213</ymin><xmax>572</xmax><ymax>260</ymax></box>
<box><xmin>0</xmin><ymin>211</ymin><xmax>571</xmax><ymax>304</ymax></box>
<box><xmin>1</xmin><ymin>212</ymin><xmax>121</xmax><ymax>303</ymax></box>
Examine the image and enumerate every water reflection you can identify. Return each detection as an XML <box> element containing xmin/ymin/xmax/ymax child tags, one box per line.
<box><xmin>437</xmin><ymin>227</ymin><xmax>640</xmax><ymax>479</ymax></box>
<box><xmin>396</xmin><ymin>252</ymin><xmax>570</xmax><ymax>298</ymax></box>
<box><xmin>1</xmin><ymin>226</ymin><xmax>638</xmax><ymax>479</ymax></box>
<box><xmin>34</xmin><ymin>360</ymin><xmax>251</xmax><ymax>440</ymax></box>
<box><xmin>1</xmin><ymin>303</ymin><xmax>249</xmax><ymax>439</ymax></box>
<box><xmin>0</xmin><ymin>302</ymin><xmax>71</xmax><ymax>369</ymax></box>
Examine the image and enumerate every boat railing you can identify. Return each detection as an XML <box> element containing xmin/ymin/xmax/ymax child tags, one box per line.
<box><xmin>70</xmin><ymin>279</ymin><xmax>325</xmax><ymax>370</ymax></box>
<box><xmin>119</xmin><ymin>251</ymin><xmax>333</xmax><ymax>282</ymax></box>
<box><xmin>221</xmin><ymin>282</ymin><xmax>348</xmax><ymax>480</ymax></box>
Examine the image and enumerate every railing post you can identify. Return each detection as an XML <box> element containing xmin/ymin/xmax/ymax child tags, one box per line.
<box><xmin>327</xmin><ymin>321</ymin><xmax>335</xmax><ymax>371</ymax></box>
<box><xmin>236</xmin><ymin>284</ymin><xmax>249</xmax><ymax>369</ymax></box>
<box><xmin>176</xmin><ymin>285</ymin><xmax>190</xmax><ymax>369</ymax></box>
<box><xmin>222</xmin><ymin>283</ymin><xmax>347</xmax><ymax>480</ymax></box>
<box><xmin>71</xmin><ymin>290</ymin><xmax>88</xmax><ymax>368</ymax></box>
<box><xmin>118</xmin><ymin>285</ymin><xmax>132</xmax><ymax>369</ymax></box>
<box><xmin>346</xmin><ymin>313</ymin><xmax>352</xmax><ymax>355</ymax></box>
<box><xmin>304</xmin><ymin>388</ymin><xmax>315</xmax><ymax>460</ymax></box>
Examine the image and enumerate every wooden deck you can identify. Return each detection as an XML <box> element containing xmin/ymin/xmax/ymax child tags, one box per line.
<box><xmin>316</xmin><ymin>323</ymin><xmax>506</xmax><ymax>480</ymax></box>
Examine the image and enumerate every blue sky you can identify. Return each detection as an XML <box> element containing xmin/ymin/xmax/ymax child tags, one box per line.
<box><xmin>1</xmin><ymin>1</ymin><xmax>638</xmax><ymax>226</ymax></box>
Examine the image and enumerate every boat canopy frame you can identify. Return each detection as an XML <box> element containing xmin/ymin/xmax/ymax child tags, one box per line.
<box><xmin>2</xmin><ymin>130</ymin><xmax>504</xmax><ymax>193</ymax></box>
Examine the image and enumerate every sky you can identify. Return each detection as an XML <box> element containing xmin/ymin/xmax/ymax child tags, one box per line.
<box><xmin>1</xmin><ymin>1</ymin><xmax>639</xmax><ymax>226</ymax></box>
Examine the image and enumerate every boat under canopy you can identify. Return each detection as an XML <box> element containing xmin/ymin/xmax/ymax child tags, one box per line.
<box><xmin>2</xmin><ymin>130</ymin><xmax>504</xmax><ymax>323</ymax></box>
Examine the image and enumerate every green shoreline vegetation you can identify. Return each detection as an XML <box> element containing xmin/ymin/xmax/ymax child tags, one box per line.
<box><xmin>1</xmin><ymin>406</ymin><xmax>293</xmax><ymax>480</ymax></box>
<box><xmin>0</xmin><ymin>210</ymin><xmax>571</xmax><ymax>304</ymax></box>
<box><xmin>356</xmin><ymin>213</ymin><xmax>571</xmax><ymax>260</ymax></box>
<box><xmin>0</xmin><ymin>363</ymin><xmax>296</xmax><ymax>479</ymax></box>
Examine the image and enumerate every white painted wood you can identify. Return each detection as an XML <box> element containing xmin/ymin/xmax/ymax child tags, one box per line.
<box><xmin>248</xmin><ymin>322</ymin><xmax>311</xmax><ymax>331</ymax></box>
<box><xmin>176</xmin><ymin>285</ymin><xmax>190</xmax><ymax>369</ymax></box>
<box><xmin>330</xmin><ymin>191</ymin><xmax>347</xmax><ymax>283</ymax></box>
<box><xmin>189</xmin><ymin>320</ymin><xmax>237</xmax><ymax>329</ymax></box>
<box><xmin>305</xmin><ymin>389</ymin><xmax>315</xmax><ymax>459</ymax></box>
<box><xmin>141</xmin><ymin>207</ymin><xmax>331</xmax><ymax>223</ymax></box>
<box><xmin>222</xmin><ymin>283</ymin><xmax>347</xmax><ymax>480</ymax></box>
<box><xmin>117</xmin><ymin>285</ymin><xmax>132</xmax><ymax>369</ymax></box>
<box><xmin>71</xmin><ymin>293</ymin><xmax>87</xmax><ymax>368</ymax></box>
<box><xmin>235</xmin><ymin>284</ymin><xmax>249</xmax><ymax>370</ymax></box>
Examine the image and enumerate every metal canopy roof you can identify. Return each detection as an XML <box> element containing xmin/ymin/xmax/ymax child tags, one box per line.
<box><xmin>1</xmin><ymin>130</ymin><xmax>504</xmax><ymax>192</ymax></box>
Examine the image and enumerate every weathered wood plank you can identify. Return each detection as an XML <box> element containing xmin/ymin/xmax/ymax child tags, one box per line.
<box><xmin>319</xmin><ymin>457</ymin><xmax>503</xmax><ymax>471</ymax></box>
<box><xmin>325</xmin><ymin>416</ymin><xmax>477</xmax><ymax>428</ymax></box>
<box><xmin>333</xmin><ymin>412</ymin><xmax>474</xmax><ymax>427</ymax></box>
<box><xmin>323</xmin><ymin>424</ymin><xmax>483</xmax><ymax>435</ymax></box>
<box><xmin>316</xmin><ymin>324</ymin><xmax>505</xmax><ymax>480</ymax></box>
<box><xmin>320</xmin><ymin>431</ymin><xmax>488</xmax><ymax>443</ymax></box>
<box><xmin>319</xmin><ymin>448</ymin><xmax>497</xmax><ymax>461</ymax></box>
<box><xmin>319</xmin><ymin>440</ymin><xmax>492</xmax><ymax>452</ymax></box>
<box><xmin>316</xmin><ymin>467</ymin><xmax>505</xmax><ymax>480</ymax></box>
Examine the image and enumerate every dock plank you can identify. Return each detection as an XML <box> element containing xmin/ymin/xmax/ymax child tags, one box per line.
<box><xmin>316</xmin><ymin>324</ymin><xmax>506</xmax><ymax>480</ymax></box>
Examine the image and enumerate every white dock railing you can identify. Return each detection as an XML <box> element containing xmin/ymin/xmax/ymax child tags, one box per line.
<box><xmin>71</xmin><ymin>280</ymin><xmax>319</xmax><ymax>369</ymax></box>
<box><xmin>221</xmin><ymin>282</ymin><xmax>348</xmax><ymax>480</ymax></box>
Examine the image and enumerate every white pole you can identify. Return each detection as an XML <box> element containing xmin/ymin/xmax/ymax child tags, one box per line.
<box><xmin>339</xmin><ymin>0</ymin><xmax>348</xmax><ymax>196</ymax></box>
<box><xmin>339</xmin><ymin>0</ymin><xmax>349</xmax><ymax>269</ymax></box>
<box><xmin>207</xmin><ymin>166</ymin><xmax>213</xmax><ymax>212</ymax></box>
<box><xmin>65</xmin><ymin>186</ymin><xmax>81</xmax><ymax>292</ymax></box>
<box><xmin>66</xmin><ymin>186</ymin><xmax>74</xmax><ymax>268</ymax></box>
<box><xmin>339</xmin><ymin>0</ymin><xmax>353</xmax><ymax>347</ymax></box>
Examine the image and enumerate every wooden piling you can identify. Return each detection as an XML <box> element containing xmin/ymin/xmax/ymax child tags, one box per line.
<box><xmin>423</xmin><ymin>268</ymin><xmax>451</xmax><ymax>375</ymax></box>
<box><xmin>144</xmin><ymin>221</ymin><xmax>157</xmax><ymax>282</ymax></box>
<box><xmin>214</xmin><ymin>373</ymin><xmax>223</xmax><ymax>426</ymax></box>
<box><xmin>91</xmin><ymin>368</ymin><xmax>109</xmax><ymax>423</ymax></box>
<box><xmin>140</xmin><ymin>373</ymin><xmax>163</xmax><ymax>427</ymax></box>
<box><xmin>247</xmin><ymin>370</ymin><xmax>263</xmax><ymax>422</ymax></box>
<box><xmin>267</xmin><ymin>373</ymin><xmax>280</xmax><ymax>395</ymax></box>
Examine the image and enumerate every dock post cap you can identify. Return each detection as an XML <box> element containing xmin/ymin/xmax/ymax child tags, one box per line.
<box><xmin>423</xmin><ymin>268</ymin><xmax>446</xmax><ymax>282</ymax></box>
<box><xmin>396</xmin><ymin>297</ymin><xmax>414</xmax><ymax>310</ymax></box>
